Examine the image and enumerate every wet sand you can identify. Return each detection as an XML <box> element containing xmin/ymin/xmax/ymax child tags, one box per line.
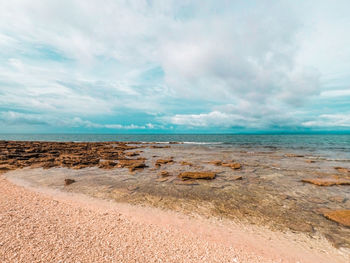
<box><xmin>1</xmin><ymin>141</ymin><xmax>350</xmax><ymax>262</ymax></box>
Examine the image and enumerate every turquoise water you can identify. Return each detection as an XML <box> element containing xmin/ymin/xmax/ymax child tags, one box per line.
<box><xmin>1</xmin><ymin>134</ymin><xmax>350</xmax><ymax>159</ymax></box>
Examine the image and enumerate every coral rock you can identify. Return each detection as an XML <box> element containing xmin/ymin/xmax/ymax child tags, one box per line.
<box><xmin>98</xmin><ymin>160</ymin><xmax>117</xmax><ymax>169</ymax></box>
<box><xmin>302</xmin><ymin>177</ymin><xmax>350</xmax><ymax>186</ymax></box>
<box><xmin>178</xmin><ymin>171</ymin><xmax>216</xmax><ymax>180</ymax></box>
<box><xmin>323</xmin><ymin>210</ymin><xmax>350</xmax><ymax>227</ymax></box>
<box><xmin>117</xmin><ymin>159</ymin><xmax>147</xmax><ymax>172</ymax></box>
<box><xmin>222</xmin><ymin>162</ymin><xmax>242</xmax><ymax>170</ymax></box>
<box><xmin>155</xmin><ymin>159</ymin><xmax>174</xmax><ymax>167</ymax></box>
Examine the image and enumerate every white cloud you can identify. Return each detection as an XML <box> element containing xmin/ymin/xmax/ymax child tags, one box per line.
<box><xmin>320</xmin><ymin>89</ymin><xmax>350</xmax><ymax>97</ymax></box>
<box><xmin>0</xmin><ymin>111</ymin><xmax>156</xmax><ymax>130</ymax></box>
<box><xmin>0</xmin><ymin>0</ymin><xmax>349</xmax><ymax>131</ymax></box>
<box><xmin>302</xmin><ymin>114</ymin><xmax>350</xmax><ymax>128</ymax></box>
<box><xmin>159</xmin><ymin>12</ymin><xmax>322</xmax><ymax>107</ymax></box>
<box><xmin>169</xmin><ymin>111</ymin><xmax>253</xmax><ymax>128</ymax></box>
<box><xmin>166</xmin><ymin>106</ymin><xmax>306</xmax><ymax>129</ymax></box>
<box><xmin>105</xmin><ymin>124</ymin><xmax>146</xmax><ymax>129</ymax></box>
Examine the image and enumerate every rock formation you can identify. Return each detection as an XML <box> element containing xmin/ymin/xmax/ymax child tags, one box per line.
<box><xmin>178</xmin><ymin>171</ymin><xmax>216</xmax><ymax>180</ymax></box>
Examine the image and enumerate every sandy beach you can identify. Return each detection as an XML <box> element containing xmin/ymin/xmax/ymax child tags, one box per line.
<box><xmin>1</xmin><ymin>174</ymin><xmax>348</xmax><ymax>263</ymax></box>
<box><xmin>1</xmin><ymin>140</ymin><xmax>350</xmax><ymax>262</ymax></box>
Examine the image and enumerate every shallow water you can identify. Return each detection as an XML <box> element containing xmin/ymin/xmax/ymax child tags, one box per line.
<box><xmin>5</xmin><ymin>142</ymin><xmax>350</xmax><ymax>249</ymax></box>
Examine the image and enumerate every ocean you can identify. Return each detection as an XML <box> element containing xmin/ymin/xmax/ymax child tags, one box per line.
<box><xmin>1</xmin><ymin>134</ymin><xmax>350</xmax><ymax>160</ymax></box>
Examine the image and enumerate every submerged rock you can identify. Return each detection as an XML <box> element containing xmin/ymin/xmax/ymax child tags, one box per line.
<box><xmin>289</xmin><ymin>222</ymin><xmax>314</xmax><ymax>233</ymax></box>
<box><xmin>180</xmin><ymin>161</ymin><xmax>193</xmax><ymax>166</ymax></box>
<box><xmin>126</xmin><ymin>185</ymin><xmax>139</xmax><ymax>192</ymax></box>
<box><xmin>328</xmin><ymin>196</ymin><xmax>346</xmax><ymax>203</ymax></box>
<box><xmin>302</xmin><ymin>177</ymin><xmax>350</xmax><ymax>186</ymax></box>
<box><xmin>124</xmin><ymin>151</ymin><xmax>140</xmax><ymax>157</ymax></box>
<box><xmin>305</xmin><ymin>160</ymin><xmax>316</xmax><ymax>163</ymax></box>
<box><xmin>334</xmin><ymin>167</ymin><xmax>350</xmax><ymax>174</ymax></box>
<box><xmin>98</xmin><ymin>160</ymin><xmax>117</xmax><ymax>169</ymax></box>
<box><xmin>207</xmin><ymin>160</ymin><xmax>242</xmax><ymax>170</ymax></box>
<box><xmin>323</xmin><ymin>210</ymin><xmax>350</xmax><ymax>227</ymax></box>
<box><xmin>159</xmin><ymin>171</ymin><xmax>170</xmax><ymax>177</ymax></box>
<box><xmin>155</xmin><ymin>177</ymin><xmax>168</xmax><ymax>182</ymax></box>
<box><xmin>155</xmin><ymin>159</ymin><xmax>174</xmax><ymax>167</ymax></box>
<box><xmin>64</xmin><ymin>178</ymin><xmax>76</xmax><ymax>186</ymax></box>
<box><xmin>207</xmin><ymin>160</ymin><xmax>222</xmax><ymax>166</ymax></box>
<box><xmin>232</xmin><ymin>175</ymin><xmax>243</xmax><ymax>181</ymax></box>
<box><xmin>178</xmin><ymin>171</ymin><xmax>216</xmax><ymax>180</ymax></box>
<box><xmin>284</xmin><ymin>153</ymin><xmax>304</xmax><ymax>157</ymax></box>
<box><xmin>222</xmin><ymin>162</ymin><xmax>242</xmax><ymax>170</ymax></box>
<box><xmin>117</xmin><ymin>159</ymin><xmax>147</xmax><ymax>172</ymax></box>
<box><xmin>150</xmin><ymin>145</ymin><xmax>170</xmax><ymax>149</ymax></box>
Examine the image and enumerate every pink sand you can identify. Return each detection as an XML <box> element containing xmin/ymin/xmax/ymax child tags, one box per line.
<box><xmin>0</xmin><ymin>175</ymin><xmax>348</xmax><ymax>263</ymax></box>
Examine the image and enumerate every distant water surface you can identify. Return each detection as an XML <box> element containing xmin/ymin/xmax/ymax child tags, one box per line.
<box><xmin>0</xmin><ymin>134</ymin><xmax>349</xmax><ymax>160</ymax></box>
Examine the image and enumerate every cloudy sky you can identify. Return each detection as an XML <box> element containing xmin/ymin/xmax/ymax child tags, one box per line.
<box><xmin>0</xmin><ymin>0</ymin><xmax>350</xmax><ymax>133</ymax></box>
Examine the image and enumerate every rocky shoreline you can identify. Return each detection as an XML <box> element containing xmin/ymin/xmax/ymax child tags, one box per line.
<box><xmin>1</xmin><ymin>140</ymin><xmax>350</xmax><ymax>250</ymax></box>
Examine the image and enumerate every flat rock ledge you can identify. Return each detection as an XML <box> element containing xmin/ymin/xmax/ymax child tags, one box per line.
<box><xmin>302</xmin><ymin>177</ymin><xmax>350</xmax><ymax>186</ymax></box>
<box><xmin>323</xmin><ymin>210</ymin><xmax>350</xmax><ymax>227</ymax></box>
<box><xmin>178</xmin><ymin>171</ymin><xmax>216</xmax><ymax>180</ymax></box>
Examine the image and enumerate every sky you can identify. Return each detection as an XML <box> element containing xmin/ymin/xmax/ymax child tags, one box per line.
<box><xmin>0</xmin><ymin>0</ymin><xmax>350</xmax><ymax>133</ymax></box>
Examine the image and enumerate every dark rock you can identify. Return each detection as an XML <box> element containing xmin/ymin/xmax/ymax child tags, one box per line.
<box><xmin>284</xmin><ymin>153</ymin><xmax>304</xmax><ymax>158</ymax></box>
<box><xmin>64</xmin><ymin>179</ymin><xmax>76</xmax><ymax>186</ymax></box>
<box><xmin>150</xmin><ymin>145</ymin><xmax>170</xmax><ymax>149</ymax></box>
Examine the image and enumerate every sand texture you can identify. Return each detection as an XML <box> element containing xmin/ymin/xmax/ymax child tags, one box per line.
<box><xmin>1</xmin><ymin>175</ymin><xmax>349</xmax><ymax>263</ymax></box>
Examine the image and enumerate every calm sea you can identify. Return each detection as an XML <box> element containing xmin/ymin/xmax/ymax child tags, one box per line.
<box><xmin>1</xmin><ymin>134</ymin><xmax>350</xmax><ymax>160</ymax></box>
